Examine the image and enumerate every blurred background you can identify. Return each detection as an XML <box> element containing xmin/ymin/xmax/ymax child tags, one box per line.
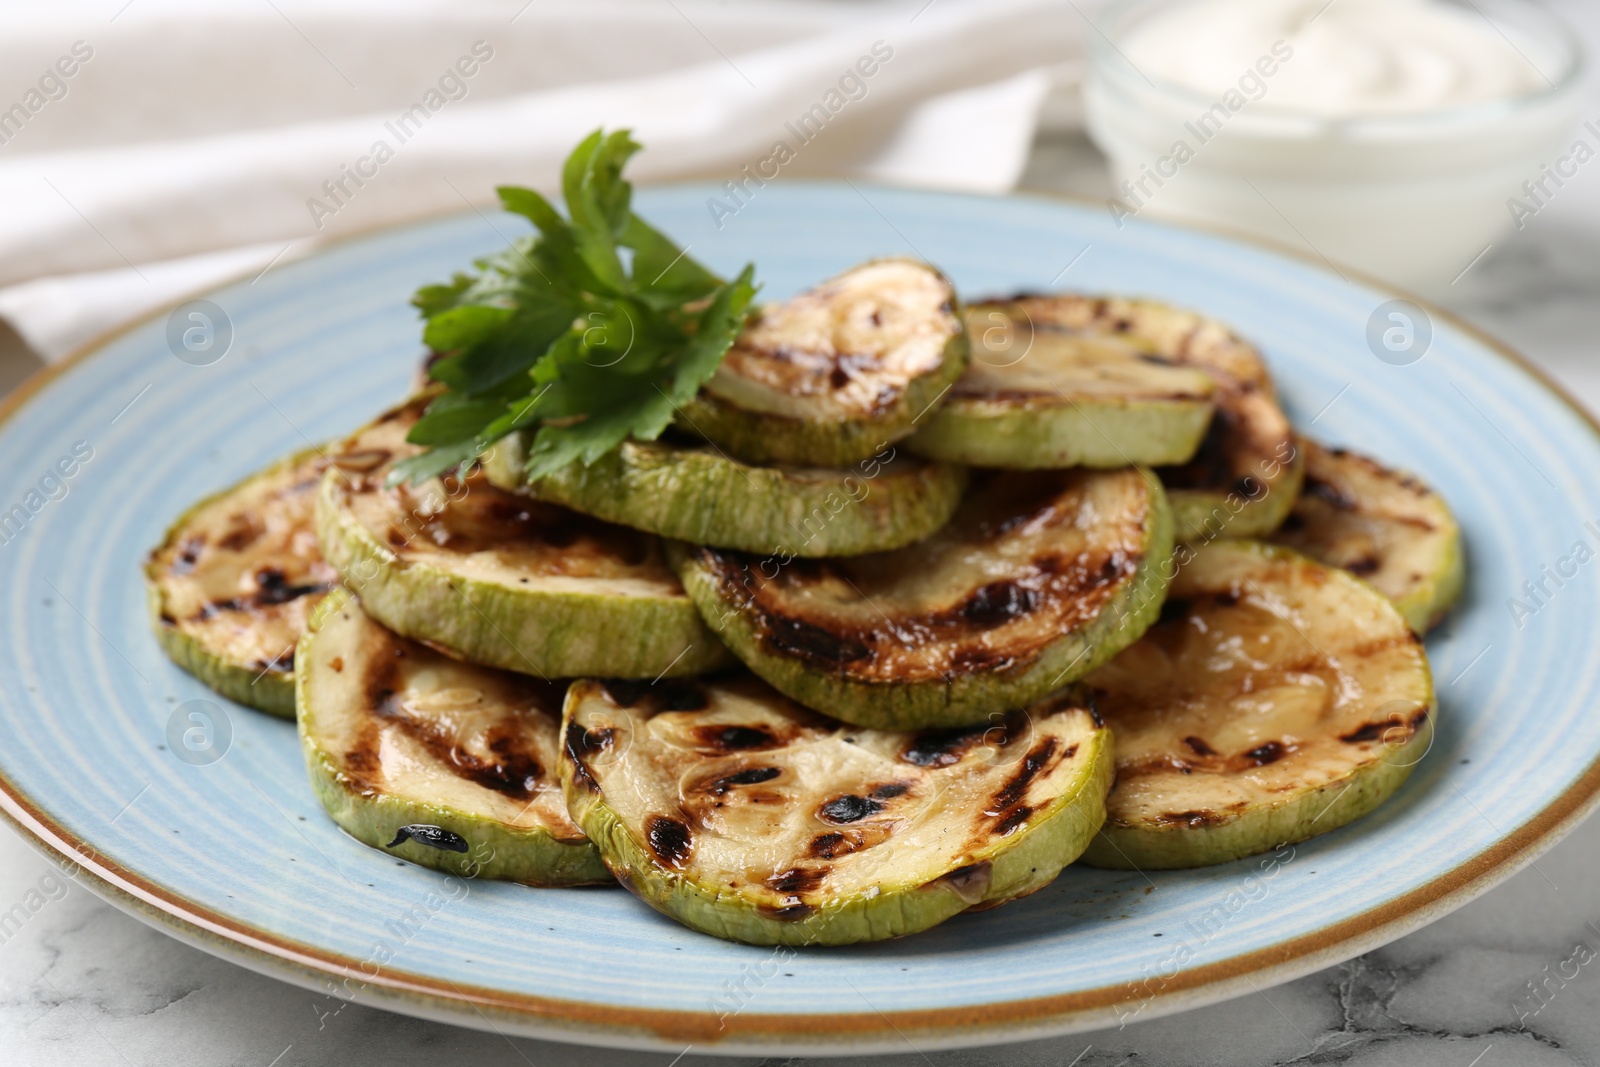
<box><xmin>2</xmin><ymin>0</ymin><xmax>1599</xmax><ymax>1063</ymax></box>
<box><xmin>1</xmin><ymin>0</ymin><xmax>1593</xmax><ymax>384</ymax></box>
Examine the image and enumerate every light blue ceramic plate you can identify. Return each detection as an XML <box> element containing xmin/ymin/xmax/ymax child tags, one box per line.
<box><xmin>2</xmin><ymin>184</ymin><xmax>1597</xmax><ymax>1056</ymax></box>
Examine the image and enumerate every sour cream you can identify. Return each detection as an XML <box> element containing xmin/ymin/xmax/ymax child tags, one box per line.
<box><xmin>1124</xmin><ymin>0</ymin><xmax>1546</xmax><ymax>118</ymax></box>
<box><xmin>1084</xmin><ymin>0</ymin><xmax>1582</xmax><ymax>290</ymax></box>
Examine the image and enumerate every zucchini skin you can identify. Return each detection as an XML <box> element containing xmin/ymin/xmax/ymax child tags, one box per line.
<box><xmin>907</xmin><ymin>393</ymin><xmax>1214</xmax><ymax>470</ymax></box>
<box><xmin>144</xmin><ymin>446</ymin><xmax>329</xmax><ymax>719</ymax></box>
<box><xmin>485</xmin><ymin>434</ymin><xmax>968</xmax><ymax>559</ymax></box>
<box><xmin>669</xmin><ymin>469</ymin><xmax>1176</xmax><ymax>730</ymax></box>
<box><xmin>1081</xmin><ymin>712</ymin><xmax>1432</xmax><ymax>869</ymax></box>
<box><xmin>1416</xmin><ymin>534</ymin><xmax>1466</xmax><ymax>634</ymax></box>
<box><xmin>314</xmin><ymin>470</ymin><xmax>733</xmax><ymax>680</ymax></box>
<box><xmin>560</xmin><ymin>684</ymin><xmax>1113</xmax><ymax>946</ymax></box>
<box><xmin>296</xmin><ymin>589</ymin><xmax>610</xmax><ymax>886</ymax></box>
<box><xmin>147</xmin><ymin>585</ymin><xmax>295</xmax><ymax>717</ymax></box>
<box><xmin>676</xmin><ymin>324</ymin><xmax>969</xmax><ymax>468</ymax></box>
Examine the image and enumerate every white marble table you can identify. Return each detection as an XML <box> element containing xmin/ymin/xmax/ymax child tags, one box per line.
<box><xmin>6</xmin><ymin>11</ymin><xmax>1600</xmax><ymax>1062</ymax></box>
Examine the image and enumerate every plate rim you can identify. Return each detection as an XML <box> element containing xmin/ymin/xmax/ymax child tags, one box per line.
<box><xmin>4</xmin><ymin>182</ymin><xmax>1598</xmax><ymax>1054</ymax></box>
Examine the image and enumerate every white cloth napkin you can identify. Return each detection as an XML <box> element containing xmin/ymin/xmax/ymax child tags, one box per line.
<box><xmin>0</xmin><ymin>0</ymin><xmax>1083</xmax><ymax>361</ymax></box>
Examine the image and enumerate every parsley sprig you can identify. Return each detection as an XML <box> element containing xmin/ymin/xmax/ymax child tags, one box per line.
<box><xmin>391</xmin><ymin>129</ymin><xmax>757</xmax><ymax>486</ymax></box>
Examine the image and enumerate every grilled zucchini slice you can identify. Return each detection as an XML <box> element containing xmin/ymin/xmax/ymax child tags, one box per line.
<box><xmin>317</xmin><ymin>406</ymin><xmax>732</xmax><ymax>679</ymax></box>
<box><xmin>297</xmin><ymin>589</ymin><xmax>608</xmax><ymax>885</ymax></box>
<box><xmin>904</xmin><ymin>299</ymin><xmax>1218</xmax><ymax>468</ymax></box>
<box><xmin>484</xmin><ymin>433</ymin><xmax>966</xmax><ymax>559</ymax></box>
<box><xmin>145</xmin><ymin>448</ymin><xmax>337</xmax><ymax>717</ymax></box>
<box><xmin>1269</xmin><ymin>438</ymin><xmax>1464</xmax><ymax>633</ymax></box>
<box><xmin>1080</xmin><ymin>539</ymin><xmax>1435</xmax><ymax>870</ymax></box>
<box><xmin>676</xmin><ymin>259</ymin><xmax>968</xmax><ymax>467</ymax></box>
<box><xmin>561</xmin><ymin>675</ymin><xmax>1111</xmax><ymax>945</ymax></box>
<box><xmin>670</xmin><ymin>467</ymin><xmax>1174</xmax><ymax>729</ymax></box>
<box><xmin>903</xmin><ymin>293</ymin><xmax>1300</xmax><ymax>537</ymax></box>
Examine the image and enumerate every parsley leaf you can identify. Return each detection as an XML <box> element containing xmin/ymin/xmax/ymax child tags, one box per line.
<box><xmin>391</xmin><ymin>128</ymin><xmax>757</xmax><ymax>487</ymax></box>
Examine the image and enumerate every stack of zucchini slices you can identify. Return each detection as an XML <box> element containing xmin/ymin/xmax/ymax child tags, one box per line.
<box><xmin>145</xmin><ymin>266</ymin><xmax>1464</xmax><ymax>946</ymax></box>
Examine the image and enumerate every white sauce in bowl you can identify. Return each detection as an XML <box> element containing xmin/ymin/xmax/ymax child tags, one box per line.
<box><xmin>1125</xmin><ymin>0</ymin><xmax>1546</xmax><ymax>117</ymax></box>
<box><xmin>1085</xmin><ymin>0</ymin><xmax>1581</xmax><ymax>289</ymax></box>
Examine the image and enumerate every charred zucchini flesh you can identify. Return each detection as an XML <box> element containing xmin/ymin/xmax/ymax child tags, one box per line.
<box><xmin>1081</xmin><ymin>539</ymin><xmax>1435</xmax><ymax>869</ymax></box>
<box><xmin>297</xmin><ymin>589</ymin><xmax>608</xmax><ymax>885</ymax></box>
<box><xmin>671</xmin><ymin>467</ymin><xmax>1173</xmax><ymax>729</ymax></box>
<box><xmin>317</xmin><ymin>405</ymin><xmax>731</xmax><ymax>679</ymax></box>
<box><xmin>905</xmin><ymin>298</ymin><xmax>1217</xmax><ymax>468</ymax></box>
<box><xmin>145</xmin><ymin>449</ymin><xmax>337</xmax><ymax>717</ymax></box>
<box><xmin>677</xmin><ymin>259</ymin><xmax>968</xmax><ymax>467</ymax></box>
<box><xmin>1270</xmin><ymin>438</ymin><xmax>1463</xmax><ymax>633</ymax></box>
<box><xmin>561</xmin><ymin>675</ymin><xmax>1111</xmax><ymax>945</ymax></box>
<box><xmin>979</xmin><ymin>294</ymin><xmax>1278</xmax><ymax>394</ymax></box>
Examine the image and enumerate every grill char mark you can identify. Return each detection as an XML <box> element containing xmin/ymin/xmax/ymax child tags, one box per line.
<box><xmin>645</xmin><ymin>815</ymin><xmax>693</xmax><ymax>868</ymax></box>
<box><xmin>902</xmin><ymin>724</ymin><xmax>988</xmax><ymax>768</ymax></box>
<box><xmin>398</xmin><ymin>479</ymin><xmax>655</xmax><ymax>562</ymax></box>
<box><xmin>763</xmin><ymin>614</ymin><xmax>874</xmax><ymax>667</ymax></box>
<box><xmin>979</xmin><ymin>736</ymin><xmax>1062</xmax><ymax>842</ymax></box>
<box><xmin>809</xmin><ymin>832</ymin><xmax>850</xmax><ymax>859</ymax></box>
<box><xmin>564</xmin><ymin>721</ymin><xmax>614</xmax><ymax>792</ymax></box>
<box><xmin>373</xmin><ymin>686</ymin><xmax>547</xmax><ymax>801</ymax></box>
<box><xmin>1341</xmin><ymin>706</ymin><xmax>1428</xmax><ymax>744</ymax></box>
<box><xmin>252</xmin><ymin>567</ymin><xmax>324</xmax><ymax>606</ymax></box>
<box><xmin>819</xmin><ymin>794</ymin><xmax>883</xmax><ymax>824</ymax></box>
<box><xmin>1305</xmin><ymin>476</ymin><xmax>1360</xmax><ymax>511</ymax></box>
<box><xmin>696</xmin><ymin>480</ymin><xmax>1144</xmax><ymax>682</ymax></box>
<box><xmin>766</xmin><ymin>866</ymin><xmax>829</xmax><ymax>895</ymax></box>
<box><xmin>1341</xmin><ymin>721</ymin><xmax>1387</xmax><ymax>743</ymax></box>
<box><xmin>195</xmin><ymin>572</ymin><xmax>334</xmax><ymax>619</ymax></box>
<box><xmin>957</xmin><ymin>580</ymin><xmax>1039</xmax><ymax>628</ymax></box>
<box><xmin>710</xmin><ymin>766</ymin><xmax>782</xmax><ymax>795</ymax></box>
<box><xmin>693</xmin><ymin>724</ymin><xmax>782</xmax><ymax>752</ymax></box>
<box><xmin>991</xmin><ymin>737</ymin><xmax>1060</xmax><ymax>812</ymax></box>
<box><xmin>342</xmin><ymin>657</ymin><xmax>401</xmax><ymax>790</ymax></box>
<box><xmin>1237</xmin><ymin>740</ymin><xmax>1289</xmax><ymax>767</ymax></box>
<box><xmin>994</xmin><ymin>806</ymin><xmax>1033</xmax><ymax>835</ymax></box>
<box><xmin>216</xmin><ymin>521</ymin><xmax>262</xmax><ymax>553</ymax></box>
<box><xmin>342</xmin><ymin>644</ymin><xmax>558</xmax><ymax>802</ymax></box>
<box><xmin>170</xmin><ymin>535</ymin><xmax>205</xmax><ymax>574</ymax></box>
